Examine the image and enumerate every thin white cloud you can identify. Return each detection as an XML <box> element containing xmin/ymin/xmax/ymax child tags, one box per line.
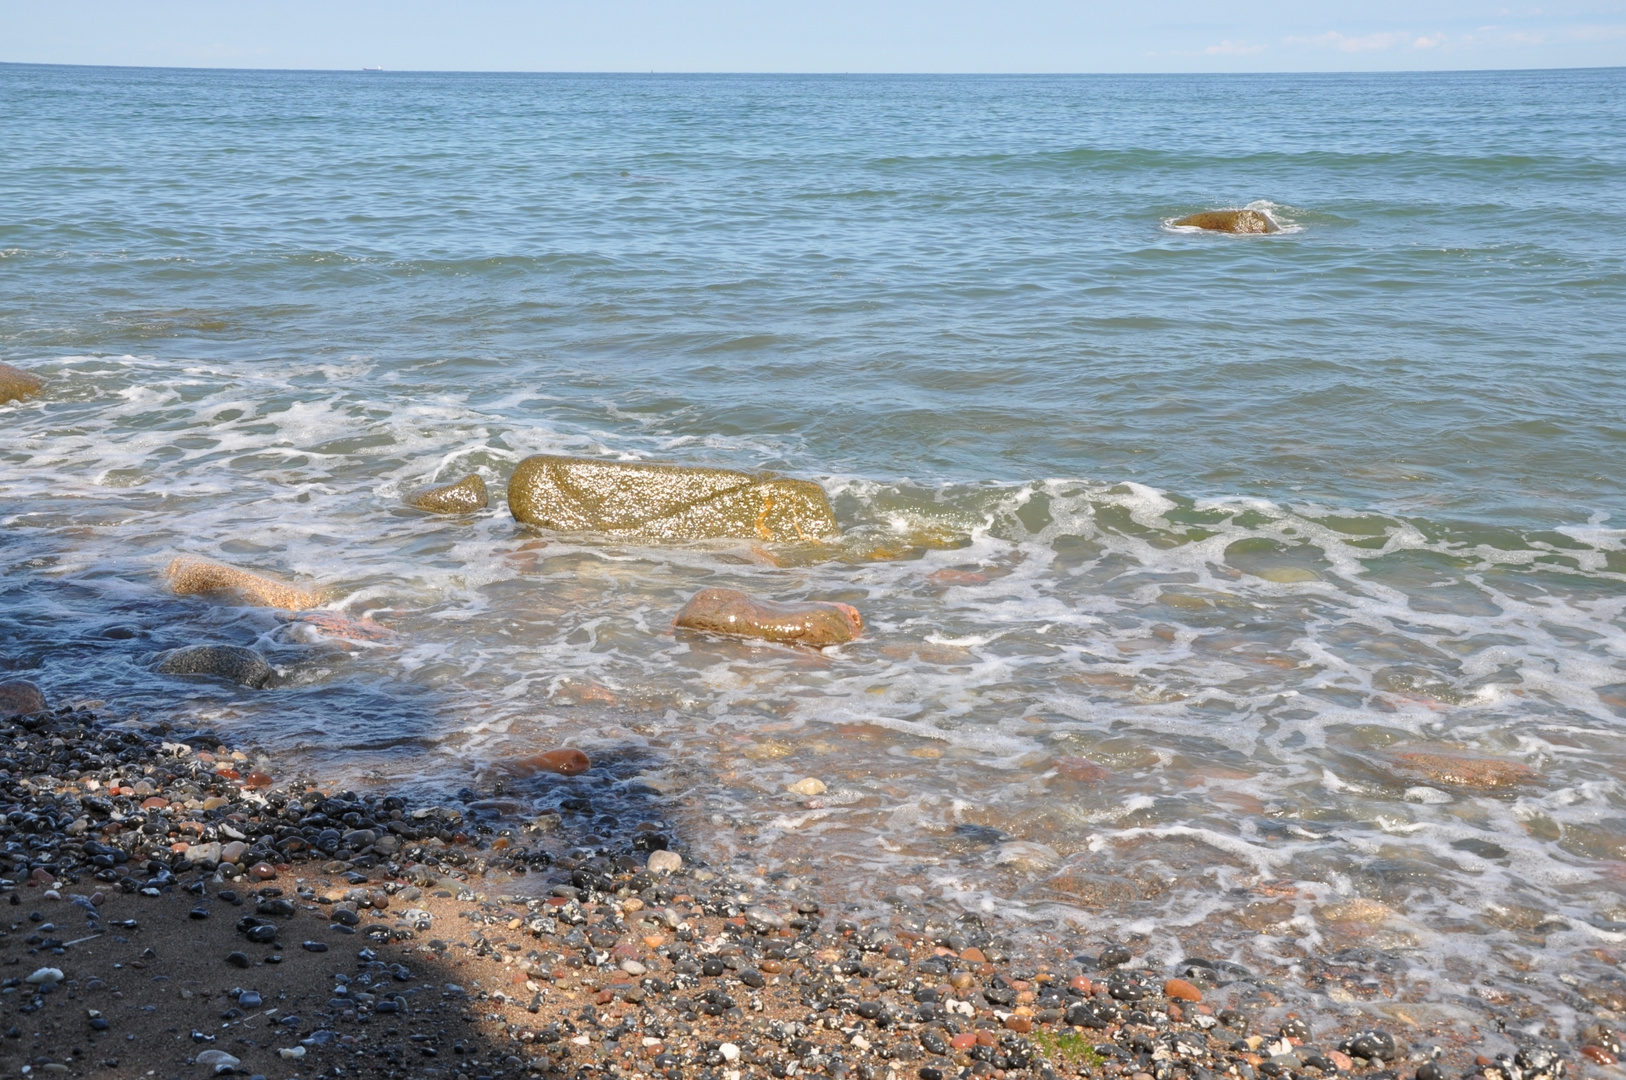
<box><xmin>1285</xmin><ymin>30</ymin><xmax>1454</xmax><ymax>52</ymax></box>
<box><xmin>1206</xmin><ymin>39</ymin><xmax>1266</xmax><ymax>55</ymax></box>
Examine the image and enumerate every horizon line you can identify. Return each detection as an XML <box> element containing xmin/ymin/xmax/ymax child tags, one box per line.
<box><xmin>3</xmin><ymin>59</ymin><xmax>1623</xmax><ymax>78</ymax></box>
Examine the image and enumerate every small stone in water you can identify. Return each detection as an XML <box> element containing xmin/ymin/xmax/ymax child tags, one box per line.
<box><xmin>787</xmin><ymin>777</ymin><xmax>826</xmax><ymax>796</ymax></box>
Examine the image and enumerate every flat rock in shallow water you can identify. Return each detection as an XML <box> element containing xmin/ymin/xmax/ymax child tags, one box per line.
<box><xmin>165</xmin><ymin>556</ymin><xmax>319</xmax><ymax>611</ymax></box>
<box><xmin>1174</xmin><ymin>209</ymin><xmax>1279</xmax><ymax>234</ymax></box>
<box><xmin>1378</xmin><ymin>747</ymin><xmax>1539</xmax><ymax>791</ymax></box>
<box><xmin>674</xmin><ymin>587</ymin><xmax>862</xmax><ymax>647</ymax></box>
<box><xmin>507</xmin><ymin>454</ymin><xmax>838</xmax><ymax>542</ymax></box>
<box><xmin>0</xmin><ymin>362</ymin><xmax>45</xmax><ymax>403</ymax></box>
<box><xmin>156</xmin><ymin>645</ymin><xmax>273</xmax><ymax>689</ymax></box>
<box><xmin>408</xmin><ymin>473</ymin><xmax>488</xmax><ymax>514</ymax></box>
<box><xmin>0</xmin><ymin>680</ymin><xmax>47</xmax><ymax>716</ymax></box>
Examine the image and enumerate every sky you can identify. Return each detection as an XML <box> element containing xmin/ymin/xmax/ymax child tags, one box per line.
<box><xmin>2</xmin><ymin>0</ymin><xmax>1624</xmax><ymax>73</ymax></box>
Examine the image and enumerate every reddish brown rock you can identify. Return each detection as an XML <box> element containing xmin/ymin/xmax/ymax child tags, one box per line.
<box><xmin>0</xmin><ymin>362</ymin><xmax>45</xmax><ymax>404</ymax></box>
<box><xmin>1163</xmin><ymin>978</ymin><xmax>1203</xmax><ymax>1002</ymax></box>
<box><xmin>0</xmin><ymin>681</ymin><xmax>46</xmax><ymax>716</ymax></box>
<box><xmin>1054</xmin><ymin>756</ymin><xmax>1113</xmax><ymax>783</ymax></box>
<box><xmin>1380</xmin><ymin>747</ymin><xmax>1539</xmax><ymax>791</ymax></box>
<box><xmin>1173</xmin><ymin>209</ymin><xmax>1279</xmax><ymax>234</ymax></box>
<box><xmin>674</xmin><ymin>587</ymin><xmax>863</xmax><ymax>647</ymax></box>
<box><xmin>512</xmin><ymin>748</ymin><xmax>591</xmax><ymax>776</ymax></box>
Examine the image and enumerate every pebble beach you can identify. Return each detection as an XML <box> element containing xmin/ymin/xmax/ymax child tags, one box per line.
<box><xmin>0</xmin><ymin>698</ymin><xmax>1610</xmax><ymax>1080</ymax></box>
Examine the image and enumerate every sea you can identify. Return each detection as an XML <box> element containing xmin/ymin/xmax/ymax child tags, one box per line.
<box><xmin>4</xmin><ymin>62</ymin><xmax>1626</xmax><ymax>1030</ymax></box>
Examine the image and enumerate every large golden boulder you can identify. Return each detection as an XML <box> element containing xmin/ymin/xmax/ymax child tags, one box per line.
<box><xmin>408</xmin><ymin>473</ymin><xmax>488</xmax><ymax>514</ymax></box>
<box><xmin>165</xmin><ymin>556</ymin><xmax>319</xmax><ymax>611</ymax></box>
<box><xmin>0</xmin><ymin>362</ymin><xmax>45</xmax><ymax>404</ymax></box>
<box><xmin>674</xmin><ymin>587</ymin><xmax>863</xmax><ymax>647</ymax></box>
<box><xmin>1173</xmin><ymin>209</ymin><xmax>1279</xmax><ymax>234</ymax></box>
<box><xmin>507</xmin><ymin>455</ymin><xmax>838</xmax><ymax>542</ymax></box>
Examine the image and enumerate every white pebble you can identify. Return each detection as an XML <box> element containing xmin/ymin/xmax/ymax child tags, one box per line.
<box><xmin>24</xmin><ymin>967</ymin><xmax>64</xmax><ymax>985</ymax></box>
<box><xmin>645</xmin><ymin>849</ymin><xmax>683</xmax><ymax>874</ymax></box>
<box><xmin>278</xmin><ymin>1047</ymin><xmax>306</xmax><ymax>1060</ymax></box>
<box><xmin>720</xmin><ymin>1043</ymin><xmax>741</xmax><ymax>1062</ymax></box>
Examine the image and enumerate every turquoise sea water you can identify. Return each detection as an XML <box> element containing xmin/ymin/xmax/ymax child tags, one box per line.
<box><xmin>4</xmin><ymin>63</ymin><xmax>1626</xmax><ymax>1022</ymax></box>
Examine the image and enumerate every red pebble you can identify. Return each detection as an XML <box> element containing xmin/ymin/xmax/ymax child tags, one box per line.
<box><xmin>951</xmin><ymin>1034</ymin><xmax>978</xmax><ymax>1050</ymax></box>
<box><xmin>514</xmin><ymin>748</ymin><xmax>591</xmax><ymax>776</ymax></box>
<box><xmin>1582</xmin><ymin>1047</ymin><xmax>1617</xmax><ymax>1066</ymax></box>
<box><xmin>1163</xmin><ymin>978</ymin><xmax>1203</xmax><ymax>1002</ymax></box>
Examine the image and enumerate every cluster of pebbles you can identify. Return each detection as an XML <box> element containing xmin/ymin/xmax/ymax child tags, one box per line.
<box><xmin>0</xmin><ymin>696</ymin><xmax>1606</xmax><ymax>1080</ymax></box>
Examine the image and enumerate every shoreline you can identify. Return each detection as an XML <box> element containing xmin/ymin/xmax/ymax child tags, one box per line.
<box><xmin>0</xmin><ymin>700</ymin><xmax>1601</xmax><ymax>1080</ymax></box>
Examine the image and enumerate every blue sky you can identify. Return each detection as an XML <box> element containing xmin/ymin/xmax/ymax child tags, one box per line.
<box><xmin>3</xmin><ymin>0</ymin><xmax>1623</xmax><ymax>72</ymax></box>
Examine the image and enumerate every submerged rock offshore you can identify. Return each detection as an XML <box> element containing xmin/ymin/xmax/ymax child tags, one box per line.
<box><xmin>1173</xmin><ymin>209</ymin><xmax>1279</xmax><ymax>233</ymax></box>
<box><xmin>507</xmin><ymin>455</ymin><xmax>839</xmax><ymax>542</ymax></box>
<box><xmin>0</xmin><ymin>362</ymin><xmax>44</xmax><ymax>403</ymax></box>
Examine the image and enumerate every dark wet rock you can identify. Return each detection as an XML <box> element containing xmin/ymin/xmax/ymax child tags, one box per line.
<box><xmin>155</xmin><ymin>645</ymin><xmax>273</xmax><ymax>689</ymax></box>
<box><xmin>0</xmin><ymin>681</ymin><xmax>46</xmax><ymax>716</ymax></box>
<box><xmin>165</xmin><ymin>556</ymin><xmax>319</xmax><ymax>611</ymax></box>
<box><xmin>1097</xmin><ymin>944</ymin><xmax>1132</xmax><ymax>968</ymax></box>
<box><xmin>408</xmin><ymin>473</ymin><xmax>488</xmax><ymax>514</ymax></box>
<box><xmin>674</xmin><ymin>587</ymin><xmax>863</xmax><ymax>647</ymax></box>
<box><xmin>0</xmin><ymin>362</ymin><xmax>45</xmax><ymax>403</ymax></box>
<box><xmin>224</xmin><ymin>952</ymin><xmax>251</xmax><ymax>969</ymax></box>
<box><xmin>1341</xmin><ymin>1031</ymin><xmax>1399</xmax><ymax>1062</ymax></box>
<box><xmin>1173</xmin><ymin>209</ymin><xmax>1279</xmax><ymax>234</ymax></box>
<box><xmin>507</xmin><ymin>454</ymin><xmax>839</xmax><ymax>542</ymax></box>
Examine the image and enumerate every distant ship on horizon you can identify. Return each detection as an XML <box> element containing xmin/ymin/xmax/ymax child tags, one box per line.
<box><xmin>362</xmin><ymin>66</ymin><xmax>383</xmax><ymax>71</ymax></box>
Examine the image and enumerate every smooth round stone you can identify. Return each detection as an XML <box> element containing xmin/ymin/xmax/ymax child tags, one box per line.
<box><xmin>620</xmin><ymin>959</ymin><xmax>647</xmax><ymax>976</ymax></box>
<box><xmin>238</xmin><ymin>991</ymin><xmax>262</xmax><ymax>1008</ymax></box>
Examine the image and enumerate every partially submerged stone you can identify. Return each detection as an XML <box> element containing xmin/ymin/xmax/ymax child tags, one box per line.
<box><xmin>0</xmin><ymin>681</ymin><xmax>46</xmax><ymax>716</ymax></box>
<box><xmin>155</xmin><ymin>645</ymin><xmax>273</xmax><ymax>689</ymax></box>
<box><xmin>674</xmin><ymin>587</ymin><xmax>862</xmax><ymax>647</ymax></box>
<box><xmin>1379</xmin><ymin>746</ymin><xmax>1539</xmax><ymax>791</ymax></box>
<box><xmin>508</xmin><ymin>455</ymin><xmax>838</xmax><ymax>542</ymax></box>
<box><xmin>408</xmin><ymin>473</ymin><xmax>488</xmax><ymax>514</ymax></box>
<box><xmin>0</xmin><ymin>362</ymin><xmax>44</xmax><ymax>404</ymax></box>
<box><xmin>165</xmin><ymin>556</ymin><xmax>319</xmax><ymax>611</ymax></box>
<box><xmin>1173</xmin><ymin>209</ymin><xmax>1279</xmax><ymax>234</ymax></box>
<box><xmin>510</xmin><ymin>748</ymin><xmax>591</xmax><ymax>776</ymax></box>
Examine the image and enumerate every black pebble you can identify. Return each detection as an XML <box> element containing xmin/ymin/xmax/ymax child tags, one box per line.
<box><xmin>225</xmin><ymin>951</ymin><xmax>251</xmax><ymax>969</ymax></box>
<box><xmin>189</xmin><ymin>907</ymin><xmax>209</xmax><ymax>920</ymax></box>
<box><xmin>302</xmin><ymin>940</ymin><xmax>329</xmax><ymax>952</ymax></box>
<box><xmin>702</xmin><ymin>959</ymin><xmax>725</xmax><ymax>977</ymax></box>
<box><xmin>1098</xmin><ymin>944</ymin><xmax>1132</xmax><ymax>968</ymax></box>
